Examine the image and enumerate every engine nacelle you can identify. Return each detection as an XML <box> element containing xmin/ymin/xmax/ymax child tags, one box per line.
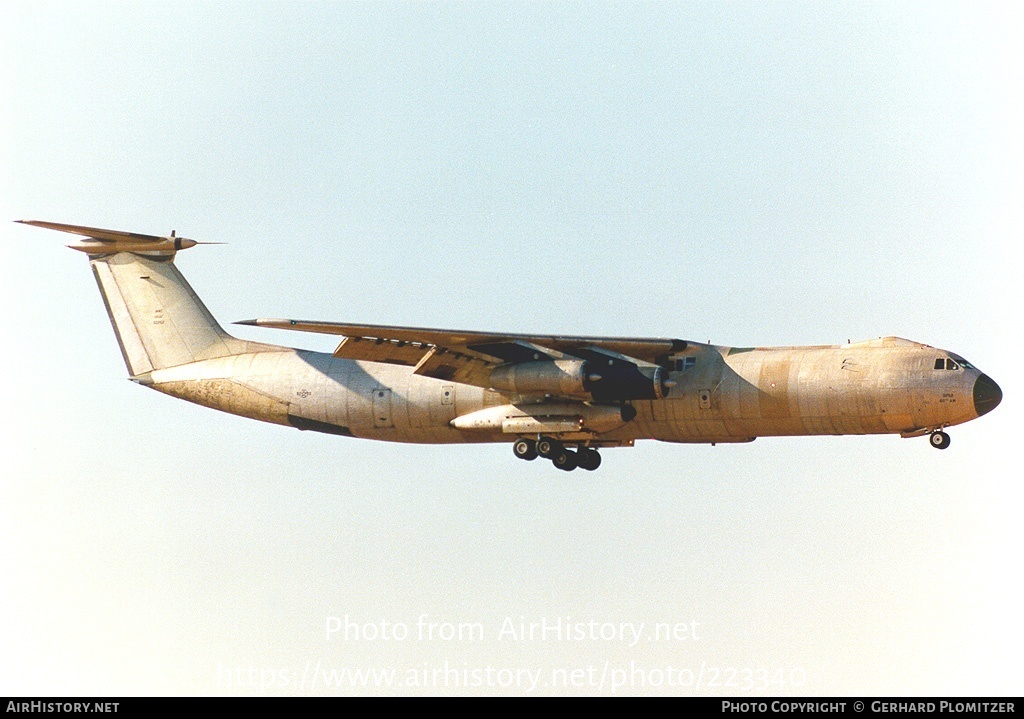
<box><xmin>490</xmin><ymin>359</ymin><xmax>668</xmax><ymax>401</ymax></box>
<box><xmin>584</xmin><ymin>361</ymin><xmax>667</xmax><ymax>401</ymax></box>
<box><xmin>490</xmin><ymin>360</ymin><xmax>589</xmax><ymax>398</ymax></box>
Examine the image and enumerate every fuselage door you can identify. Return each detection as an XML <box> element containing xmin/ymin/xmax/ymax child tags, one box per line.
<box><xmin>373</xmin><ymin>388</ymin><xmax>393</xmax><ymax>428</ymax></box>
<box><xmin>431</xmin><ymin>384</ymin><xmax>457</xmax><ymax>425</ymax></box>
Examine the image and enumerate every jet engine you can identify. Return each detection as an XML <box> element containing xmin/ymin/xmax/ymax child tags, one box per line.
<box><xmin>489</xmin><ymin>358</ymin><xmax>668</xmax><ymax>401</ymax></box>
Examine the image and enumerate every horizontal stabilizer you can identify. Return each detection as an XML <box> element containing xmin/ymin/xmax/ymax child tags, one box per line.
<box><xmin>17</xmin><ymin>220</ymin><xmax>173</xmax><ymax>243</ymax></box>
<box><xmin>16</xmin><ymin>220</ymin><xmax>218</xmax><ymax>256</ymax></box>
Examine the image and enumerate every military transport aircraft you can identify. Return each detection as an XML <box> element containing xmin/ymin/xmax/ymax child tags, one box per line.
<box><xmin>21</xmin><ymin>220</ymin><xmax>1002</xmax><ymax>471</ymax></box>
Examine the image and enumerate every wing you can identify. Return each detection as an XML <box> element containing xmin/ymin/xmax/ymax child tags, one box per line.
<box><xmin>236</xmin><ymin>318</ymin><xmax>690</xmax><ymax>396</ymax></box>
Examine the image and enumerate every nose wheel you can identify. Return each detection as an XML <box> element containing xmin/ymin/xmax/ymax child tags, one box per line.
<box><xmin>929</xmin><ymin>430</ymin><xmax>951</xmax><ymax>450</ymax></box>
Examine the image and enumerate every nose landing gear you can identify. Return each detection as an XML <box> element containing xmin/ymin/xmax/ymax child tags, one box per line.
<box><xmin>512</xmin><ymin>437</ymin><xmax>602</xmax><ymax>471</ymax></box>
<box><xmin>929</xmin><ymin>430</ymin><xmax>951</xmax><ymax>450</ymax></box>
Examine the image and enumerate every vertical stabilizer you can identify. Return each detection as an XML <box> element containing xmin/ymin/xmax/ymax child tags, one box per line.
<box><xmin>20</xmin><ymin>220</ymin><xmax>277</xmax><ymax>376</ymax></box>
<box><xmin>91</xmin><ymin>253</ymin><xmax>253</xmax><ymax>375</ymax></box>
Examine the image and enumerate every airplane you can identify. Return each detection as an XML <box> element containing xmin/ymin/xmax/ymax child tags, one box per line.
<box><xmin>19</xmin><ymin>220</ymin><xmax>1002</xmax><ymax>472</ymax></box>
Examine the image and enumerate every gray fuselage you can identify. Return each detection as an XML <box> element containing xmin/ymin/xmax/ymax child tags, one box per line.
<box><xmin>144</xmin><ymin>335</ymin><xmax>994</xmax><ymax>446</ymax></box>
<box><xmin>16</xmin><ymin>220</ymin><xmax>997</xmax><ymax>461</ymax></box>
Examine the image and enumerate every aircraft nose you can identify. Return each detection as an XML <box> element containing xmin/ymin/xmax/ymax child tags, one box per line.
<box><xmin>973</xmin><ymin>374</ymin><xmax>1002</xmax><ymax>417</ymax></box>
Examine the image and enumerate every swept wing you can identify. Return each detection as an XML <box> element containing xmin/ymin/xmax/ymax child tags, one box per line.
<box><xmin>236</xmin><ymin>318</ymin><xmax>689</xmax><ymax>398</ymax></box>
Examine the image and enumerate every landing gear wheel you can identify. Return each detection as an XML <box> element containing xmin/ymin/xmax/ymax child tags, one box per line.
<box><xmin>536</xmin><ymin>436</ymin><xmax>562</xmax><ymax>459</ymax></box>
<box><xmin>575</xmin><ymin>448</ymin><xmax>602</xmax><ymax>471</ymax></box>
<box><xmin>551</xmin><ymin>448</ymin><xmax>578</xmax><ymax>471</ymax></box>
<box><xmin>513</xmin><ymin>438</ymin><xmax>538</xmax><ymax>461</ymax></box>
<box><xmin>929</xmin><ymin>431</ymin><xmax>951</xmax><ymax>450</ymax></box>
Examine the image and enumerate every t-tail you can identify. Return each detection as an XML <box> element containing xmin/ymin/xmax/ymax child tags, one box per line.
<box><xmin>17</xmin><ymin>220</ymin><xmax>274</xmax><ymax>378</ymax></box>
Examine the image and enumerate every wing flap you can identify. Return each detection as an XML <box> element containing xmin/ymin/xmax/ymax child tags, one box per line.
<box><xmin>333</xmin><ymin>336</ymin><xmax>431</xmax><ymax>366</ymax></box>
<box><xmin>413</xmin><ymin>346</ymin><xmax>494</xmax><ymax>386</ymax></box>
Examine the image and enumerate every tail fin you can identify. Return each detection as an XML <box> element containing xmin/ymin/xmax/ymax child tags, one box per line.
<box><xmin>91</xmin><ymin>252</ymin><xmax>254</xmax><ymax>375</ymax></box>
<box><xmin>20</xmin><ymin>220</ymin><xmax>266</xmax><ymax>375</ymax></box>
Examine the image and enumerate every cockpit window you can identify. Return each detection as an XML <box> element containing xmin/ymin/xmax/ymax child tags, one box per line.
<box><xmin>949</xmin><ymin>354</ymin><xmax>975</xmax><ymax>369</ymax></box>
<box><xmin>935</xmin><ymin>357</ymin><xmax>964</xmax><ymax>370</ymax></box>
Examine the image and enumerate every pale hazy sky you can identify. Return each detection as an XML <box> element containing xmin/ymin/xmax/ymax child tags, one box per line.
<box><xmin>2</xmin><ymin>1</ymin><xmax>1021</xmax><ymax>695</ymax></box>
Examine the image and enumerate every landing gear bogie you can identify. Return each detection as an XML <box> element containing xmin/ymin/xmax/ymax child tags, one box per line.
<box><xmin>536</xmin><ymin>436</ymin><xmax>561</xmax><ymax>459</ymax></box>
<box><xmin>551</xmin><ymin>448</ymin><xmax>578</xmax><ymax>471</ymax></box>
<box><xmin>513</xmin><ymin>437</ymin><xmax>603</xmax><ymax>471</ymax></box>
<box><xmin>513</xmin><ymin>438</ymin><xmax>538</xmax><ymax>460</ymax></box>
<box><xmin>575</xmin><ymin>448</ymin><xmax>602</xmax><ymax>471</ymax></box>
<box><xmin>929</xmin><ymin>430</ymin><xmax>951</xmax><ymax>450</ymax></box>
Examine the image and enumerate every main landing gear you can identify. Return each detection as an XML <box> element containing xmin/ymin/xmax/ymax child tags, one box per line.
<box><xmin>929</xmin><ymin>430</ymin><xmax>951</xmax><ymax>450</ymax></box>
<box><xmin>512</xmin><ymin>437</ymin><xmax>602</xmax><ymax>472</ymax></box>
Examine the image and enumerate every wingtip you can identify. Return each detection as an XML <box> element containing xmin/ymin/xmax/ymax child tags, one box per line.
<box><xmin>16</xmin><ymin>219</ymin><xmax>58</xmax><ymax>226</ymax></box>
<box><xmin>234</xmin><ymin>318</ymin><xmax>304</xmax><ymax>329</ymax></box>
